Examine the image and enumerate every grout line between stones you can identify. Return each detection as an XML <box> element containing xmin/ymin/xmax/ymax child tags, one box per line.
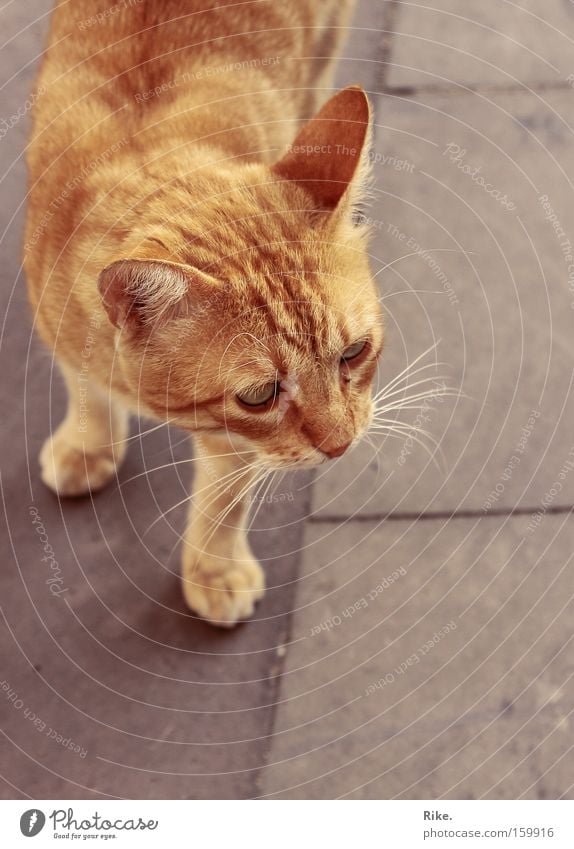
<box><xmin>308</xmin><ymin>505</ymin><xmax>574</xmax><ymax>524</ymax></box>
<box><xmin>376</xmin><ymin>0</ymin><xmax>402</xmax><ymax>93</ymax></box>
<box><xmin>379</xmin><ymin>79</ymin><xmax>574</xmax><ymax>97</ymax></box>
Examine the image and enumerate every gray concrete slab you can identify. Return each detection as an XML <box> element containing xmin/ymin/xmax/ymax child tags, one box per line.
<box><xmin>312</xmin><ymin>88</ymin><xmax>574</xmax><ymax>517</ymax></box>
<box><xmin>0</xmin><ymin>415</ymin><xmax>310</xmax><ymax>798</ymax></box>
<box><xmin>387</xmin><ymin>1</ymin><xmax>574</xmax><ymax>90</ymax></box>
<box><xmin>258</xmin><ymin>515</ymin><xmax>574</xmax><ymax>799</ymax></box>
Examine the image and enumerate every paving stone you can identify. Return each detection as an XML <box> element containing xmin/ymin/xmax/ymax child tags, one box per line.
<box><xmin>387</xmin><ymin>0</ymin><xmax>574</xmax><ymax>89</ymax></box>
<box><xmin>312</xmin><ymin>88</ymin><xmax>574</xmax><ymax>517</ymax></box>
<box><xmin>258</xmin><ymin>515</ymin><xmax>574</xmax><ymax>799</ymax></box>
<box><xmin>0</xmin><ymin>395</ymin><xmax>313</xmax><ymax>797</ymax></box>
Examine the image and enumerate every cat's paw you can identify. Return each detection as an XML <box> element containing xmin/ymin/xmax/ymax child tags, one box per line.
<box><xmin>39</xmin><ymin>433</ymin><xmax>121</xmax><ymax>497</ymax></box>
<box><xmin>181</xmin><ymin>555</ymin><xmax>265</xmax><ymax>628</ymax></box>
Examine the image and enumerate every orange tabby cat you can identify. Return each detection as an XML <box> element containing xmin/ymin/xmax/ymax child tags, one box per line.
<box><xmin>25</xmin><ymin>0</ymin><xmax>383</xmax><ymax>626</ymax></box>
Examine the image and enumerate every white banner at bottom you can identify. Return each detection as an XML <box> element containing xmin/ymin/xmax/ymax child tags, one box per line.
<box><xmin>1</xmin><ymin>799</ymin><xmax>572</xmax><ymax>848</ymax></box>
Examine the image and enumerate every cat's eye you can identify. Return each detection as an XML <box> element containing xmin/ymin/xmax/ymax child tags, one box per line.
<box><xmin>341</xmin><ymin>340</ymin><xmax>367</xmax><ymax>362</ymax></box>
<box><xmin>236</xmin><ymin>381</ymin><xmax>279</xmax><ymax>408</ymax></box>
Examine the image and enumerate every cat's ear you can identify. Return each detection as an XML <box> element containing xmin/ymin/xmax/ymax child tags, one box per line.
<box><xmin>272</xmin><ymin>85</ymin><xmax>371</xmax><ymax>213</ymax></box>
<box><xmin>98</xmin><ymin>257</ymin><xmax>219</xmax><ymax>330</ymax></box>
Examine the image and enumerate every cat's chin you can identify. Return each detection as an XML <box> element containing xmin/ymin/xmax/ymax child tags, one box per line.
<box><xmin>256</xmin><ymin>433</ymin><xmax>367</xmax><ymax>470</ymax></box>
<box><xmin>260</xmin><ymin>451</ymin><xmax>343</xmax><ymax>470</ymax></box>
<box><xmin>247</xmin><ymin>453</ymin><xmax>321</xmax><ymax>471</ymax></box>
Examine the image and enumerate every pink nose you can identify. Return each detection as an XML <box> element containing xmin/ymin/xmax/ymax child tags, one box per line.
<box><xmin>322</xmin><ymin>440</ymin><xmax>352</xmax><ymax>459</ymax></box>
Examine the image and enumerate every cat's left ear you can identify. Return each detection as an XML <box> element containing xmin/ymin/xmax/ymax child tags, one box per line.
<box><xmin>272</xmin><ymin>85</ymin><xmax>371</xmax><ymax>216</ymax></box>
<box><xmin>98</xmin><ymin>257</ymin><xmax>220</xmax><ymax>331</ymax></box>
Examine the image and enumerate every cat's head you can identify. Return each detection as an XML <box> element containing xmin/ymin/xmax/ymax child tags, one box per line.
<box><xmin>98</xmin><ymin>87</ymin><xmax>383</xmax><ymax>469</ymax></box>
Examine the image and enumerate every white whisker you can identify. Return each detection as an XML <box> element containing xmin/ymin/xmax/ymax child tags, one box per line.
<box><xmin>199</xmin><ymin>467</ymin><xmax>269</xmax><ymax>550</ymax></box>
<box><xmin>373</xmin><ymin>373</ymin><xmax>449</xmax><ymax>405</ymax></box>
<box><xmin>370</xmin><ymin>423</ymin><xmax>442</xmax><ymax>470</ymax></box>
<box><xmin>372</xmin><ymin>417</ymin><xmax>433</xmax><ymax>439</ymax></box>
<box><xmin>374</xmin><ymin>386</ymin><xmax>462</xmax><ymax>414</ymax></box>
<box><xmin>103</xmin><ymin>417</ymin><xmax>176</xmax><ymax>448</ymax></box>
<box><xmin>163</xmin><ymin>463</ymin><xmax>262</xmax><ymax>562</ymax></box>
<box><xmin>247</xmin><ymin>470</ymin><xmax>279</xmax><ymax>532</ymax></box>
<box><xmin>120</xmin><ymin>449</ymin><xmax>257</xmax><ymax>487</ymax></box>
<box><xmin>373</xmin><ymin>341</ymin><xmax>441</xmax><ymax>401</ymax></box>
<box><xmin>374</xmin><ymin>247</ymin><xmax>476</xmax><ymax>279</ymax></box>
<box><xmin>144</xmin><ymin>461</ymin><xmax>257</xmax><ymax>536</ymax></box>
<box><xmin>379</xmin><ymin>289</ymin><xmax>445</xmax><ymax>301</ymax></box>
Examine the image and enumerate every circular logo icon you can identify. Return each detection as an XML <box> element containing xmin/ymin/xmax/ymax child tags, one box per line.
<box><xmin>20</xmin><ymin>810</ymin><xmax>45</xmax><ymax>837</ymax></box>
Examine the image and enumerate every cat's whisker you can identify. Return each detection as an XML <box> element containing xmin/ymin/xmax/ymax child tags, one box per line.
<box><xmin>272</xmin><ymin>468</ymin><xmax>289</xmax><ymax>500</ymax></box>
<box><xmin>188</xmin><ymin>460</ymin><xmax>256</xmax><ymax>502</ymax></box>
<box><xmin>367</xmin><ymin>428</ymin><xmax>419</xmax><ymax>451</ymax></box>
<box><xmin>120</xmin><ymin>449</ymin><xmax>257</xmax><ymax>487</ymax></box>
<box><xmin>157</xmin><ymin>462</ymin><xmax>264</xmax><ymax>561</ymax></box>
<box><xmin>375</xmin><ymin>402</ymin><xmax>453</xmax><ymax>419</ymax></box>
<box><xmin>373</xmin><ymin>355</ymin><xmax>470</xmax><ymax>415</ymax></box>
<box><xmin>254</xmin><ymin>469</ymin><xmax>277</xmax><ymax>508</ymax></box>
<box><xmin>164</xmin><ymin>463</ymin><xmax>264</xmax><ymax>562</ymax></box>
<box><xmin>149</xmin><ymin>425</ymin><xmax>242</xmax><ymax>459</ymax></box>
<box><xmin>140</xmin><ymin>429</ymin><xmax>191</xmax><ymax>458</ymax></box>
<box><xmin>372</xmin><ymin>341</ymin><xmax>441</xmax><ymax>401</ymax></box>
<box><xmin>378</xmin><ymin>289</ymin><xmax>445</xmax><ymax>301</ymax></box>
<box><xmin>246</xmin><ymin>469</ymin><xmax>279</xmax><ymax>532</ymax></box>
<box><xmin>369</xmin><ymin>425</ymin><xmax>444</xmax><ymax>470</ymax></box>
<box><xmin>372</xmin><ymin>396</ymin><xmax>454</xmax><ymax>465</ymax></box>
<box><xmin>144</xmin><ymin>495</ymin><xmax>192</xmax><ymax>537</ymax></box>
<box><xmin>373</xmin><ymin>358</ymin><xmax>443</xmax><ymax>403</ymax></box>
<box><xmin>373</xmin><ymin>247</ymin><xmax>476</xmax><ymax>280</ymax></box>
<box><xmin>371</xmin><ymin>411</ymin><xmax>446</xmax><ymax>458</ymax></box>
<box><xmin>372</xmin><ymin>250</ymin><xmax>434</xmax><ymax>279</ymax></box>
<box><xmin>168</xmin><ymin>466</ymin><xmax>256</xmax><ymax>569</ymax></box>
<box><xmin>371</xmin><ymin>419</ymin><xmax>445</xmax><ymax>463</ymax></box>
<box><xmin>369</xmin><ymin>423</ymin><xmax>443</xmax><ymax>470</ymax></box>
<box><xmin>372</xmin><ymin>417</ymin><xmax>434</xmax><ymax>439</ymax></box>
<box><xmin>193</xmin><ymin>462</ymin><xmax>266</xmax><ymax>518</ymax></box>
<box><xmin>178</xmin><ymin>467</ymin><xmax>268</xmax><ymax>564</ymax></box>
<box><xmin>373</xmin><ymin>373</ymin><xmax>450</xmax><ymax>406</ymax></box>
<box><xmin>373</xmin><ymin>393</ymin><xmax>463</xmax><ymax>419</ymax></box>
<box><xmin>374</xmin><ymin>362</ymin><xmax>449</xmax><ymax>394</ymax></box>
<box><xmin>199</xmin><ymin>467</ymin><xmax>269</xmax><ymax>551</ymax></box>
<box><xmin>374</xmin><ymin>355</ymin><xmax>444</xmax><ymax>395</ymax></box>
<box><xmin>144</xmin><ymin>461</ymin><xmax>257</xmax><ymax>536</ymax></box>
<box><xmin>103</xmin><ymin>417</ymin><xmax>177</xmax><ymax>449</ymax></box>
<box><xmin>374</xmin><ymin>385</ymin><xmax>463</xmax><ymax>413</ymax></box>
<box><xmin>373</xmin><ymin>409</ymin><xmax>444</xmax><ymax>432</ymax></box>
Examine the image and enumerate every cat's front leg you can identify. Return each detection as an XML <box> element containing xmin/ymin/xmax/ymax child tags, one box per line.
<box><xmin>182</xmin><ymin>433</ymin><xmax>265</xmax><ymax>627</ymax></box>
<box><xmin>39</xmin><ymin>362</ymin><xmax>129</xmax><ymax>496</ymax></box>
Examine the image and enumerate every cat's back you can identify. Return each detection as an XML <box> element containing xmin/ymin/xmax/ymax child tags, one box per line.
<box><xmin>29</xmin><ymin>0</ymin><xmax>336</xmax><ymax>173</ymax></box>
<box><xmin>39</xmin><ymin>0</ymin><xmax>320</xmax><ymax>103</ymax></box>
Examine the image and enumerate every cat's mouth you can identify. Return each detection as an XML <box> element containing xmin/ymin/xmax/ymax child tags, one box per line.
<box><xmin>258</xmin><ymin>435</ymin><xmax>362</xmax><ymax>470</ymax></box>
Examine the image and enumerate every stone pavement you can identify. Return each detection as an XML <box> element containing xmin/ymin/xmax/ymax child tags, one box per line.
<box><xmin>1</xmin><ymin>1</ymin><xmax>572</xmax><ymax>800</ymax></box>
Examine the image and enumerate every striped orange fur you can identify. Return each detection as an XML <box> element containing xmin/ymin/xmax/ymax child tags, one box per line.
<box><xmin>25</xmin><ymin>0</ymin><xmax>383</xmax><ymax>625</ymax></box>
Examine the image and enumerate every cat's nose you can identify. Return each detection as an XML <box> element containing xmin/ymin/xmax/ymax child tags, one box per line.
<box><xmin>322</xmin><ymin>440</ymin><xmax>352</xmax><ymax>459</ymax></box>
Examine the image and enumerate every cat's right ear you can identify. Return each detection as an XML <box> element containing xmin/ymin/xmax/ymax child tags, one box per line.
<box><xmin>272</xmin><ymin>85</ymin><xmax>371</xmax><ymax>215</ymax></box>
<box><xmin>98</xmin><ymin>258</ymin><xmax>220</xmax><ymax>331</ymax></box>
